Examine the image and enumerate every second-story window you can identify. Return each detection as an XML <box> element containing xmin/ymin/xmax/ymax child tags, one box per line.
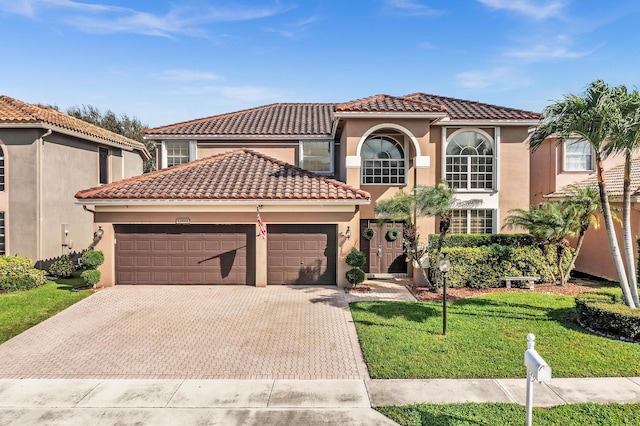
<box><xmin>162</xmin><ymin>141</ymin><xmax>197</xmax><ymax>168</ymax></box>
<box><xmin>300</xmin><ymin>141</ymin><xmax>333</xmax><ymax>174</ymax></box>
<box><xmin>446</xmin><ymin>130</ymin><xmax>494</xmax><ymax>190</ymax></box>
<box><xmin>361</xmin><ymin>136</ymin><xmax>406</xmax><ymax>185</ymax></box>
<box><xmin>0</xmin><ymin>145</ymin><xmax>4</xmax><ymax>191</ymax></box>
<box><xmin>564</xmin><ymin>139</ymin><xmax>593</xmax><ymax>171</ymax></box>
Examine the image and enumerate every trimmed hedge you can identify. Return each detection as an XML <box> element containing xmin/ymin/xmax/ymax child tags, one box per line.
<box><xmin>80</xmin><ymin>269</ymin><xmax>101</xmax><ymax>287</ymax></box>
<box><xmin>0</xmin><ymin>256</ymin><xmax>47</xmax><ymax>292</ymax></box>
<box><xmin>346</xmin><ymin>268</ymin><xmax>366</xmax><ymax>286</ymax></box>
<box><xmin>576</xmin><ymin>288</ymin><xmax>640</xmax><ymax>341</ymax></box>
<box><xmin>428</xmin><ymin>244</ymin><xmax>573</xmax><ymax>288</ymax></box>
<box><xmin>346</xmin><ymin>248</ymin><xmax>367</xmax><ymax>268</ymax></box>
<box><xmin>427</xmin><ymin>234</ymin><xmax>537</xmax><ymax>250</ymax></box>
<box><xmin>49</xmin><ymin>255</ymin><xmax>75</xmax><ymax>278</ymax></box>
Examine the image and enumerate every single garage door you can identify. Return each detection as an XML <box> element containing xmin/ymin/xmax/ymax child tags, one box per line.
<box><xmin>267</xmin><ymin>224</ymin><xmax>337</xmax><ymax>285</ymax></box>
<box><xmin>114</xmin><ymin>224</ymin><xmax>255</xmax><ymax>285</ymax></box>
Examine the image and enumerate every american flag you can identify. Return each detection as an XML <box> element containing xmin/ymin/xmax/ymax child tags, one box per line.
<box><xmin>257</xmin><ymin>212</ymin><xmax>267</xmax><ymax>239</ymax></box>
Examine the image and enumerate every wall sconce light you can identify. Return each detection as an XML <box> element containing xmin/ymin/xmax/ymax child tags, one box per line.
<box><xmin>94</xmin><ymin>226</ymin><xmax>104</xmax><ymax>242</ymax></box>
<box><xmin>345</xmin><ymin>226</ymin><xmax>351</xmax><ymax>240</ymax></box>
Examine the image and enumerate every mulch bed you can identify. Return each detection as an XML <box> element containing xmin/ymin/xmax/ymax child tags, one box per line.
<box><xmin>405</xmin><ymin>279</ymin><xmax>601</xmax><ymax>302</ymax></box>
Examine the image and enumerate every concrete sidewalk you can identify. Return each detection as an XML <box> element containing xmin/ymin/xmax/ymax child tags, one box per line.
<box><xmin>1</xmin><ymin>377</ymin><xmax>640</xmax><ymax>425</ymax></box>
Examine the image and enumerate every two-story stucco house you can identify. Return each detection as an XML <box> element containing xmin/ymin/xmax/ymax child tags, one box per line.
<box><xmin>0</xmin><ymin>96</ymin><xmax>150</xmax><ymax>267</ymax></box>
<box><xmin>75</xmin><ymin>93</ymin><xmax>540</xmax><ymax>287</ymax></box>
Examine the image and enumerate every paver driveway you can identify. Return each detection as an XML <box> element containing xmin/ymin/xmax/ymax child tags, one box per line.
<box><xmin>0</xmin><ymin>284</ymin><xmax>413</xmax><ymax>380</ymax></box>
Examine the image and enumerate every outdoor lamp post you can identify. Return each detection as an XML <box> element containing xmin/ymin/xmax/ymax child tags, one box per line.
<box><xmin>438</xmin><ymin>256</ymin><xmax>450</xmax><ymax>335</ymax></box>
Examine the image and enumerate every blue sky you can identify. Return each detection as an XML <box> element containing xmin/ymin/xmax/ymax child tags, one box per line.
<box><xmin>1</xmin><ymin>0</ymin><xmax>639</xmax><ymax>127</ymax></box>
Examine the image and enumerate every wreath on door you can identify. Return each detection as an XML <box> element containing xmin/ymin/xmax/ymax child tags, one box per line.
<box><xmin>386</xmin><ymin>227</ymin><xmax>400</xmax><ymax>241</ymax></box>
<box><xmin>362</xmin><ymin>227</ymin><xmax>376</xmax><ymax>240</ymax></box>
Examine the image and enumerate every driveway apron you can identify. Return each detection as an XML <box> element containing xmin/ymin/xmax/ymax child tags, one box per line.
<box><xmin>0</xmin><ymin>283</ymin><xmax>412</xmax><ymax>380</ymax></box>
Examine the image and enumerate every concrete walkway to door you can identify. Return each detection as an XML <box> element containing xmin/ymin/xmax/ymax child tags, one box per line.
<box><xmin>0</xmin><ymin>281</ymin><xmax>415</xmax><ymax>380</ymax></box>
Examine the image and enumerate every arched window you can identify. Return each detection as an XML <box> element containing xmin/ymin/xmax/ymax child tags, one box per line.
<box><xmin>361</xmin><ymin>136</ymin><xmax>406</xmax><ymax>184</ymax></box>
<box><xmin>445</xmin><ymin>130</ymin><xmax>494</xmax><ymax>190</ymax></box>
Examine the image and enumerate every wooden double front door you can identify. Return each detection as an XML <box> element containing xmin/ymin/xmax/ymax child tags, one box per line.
<box><xmin>360</xmin><ymin>220</ymin><xmax>407</xmax><ymax>274</ymax></box>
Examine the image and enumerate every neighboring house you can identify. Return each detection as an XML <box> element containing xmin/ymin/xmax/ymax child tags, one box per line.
<box><xmin>546</xmin><ymin>158</ymin><xmax>640</xmax><ymax>281</ymax></box>
<box><xmin>75</xmin><ymin>93</ymin><xmax>540</xmax><ymax>287</ymax></box>
<box><xmin>0</xmin><ymin>96</ymin><xmax>151</xmax><ymax>267</ymax></box>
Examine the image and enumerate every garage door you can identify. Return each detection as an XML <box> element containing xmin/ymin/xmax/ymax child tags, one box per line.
<box><xmin>115</xmin><ymin>224</ymin><xmax>255</xmax><ymax>285</ymax></box>
<box><xmin>267</xmin><ymin>224</ymin><xmax>337</xmax><ymax>285</ymax></box>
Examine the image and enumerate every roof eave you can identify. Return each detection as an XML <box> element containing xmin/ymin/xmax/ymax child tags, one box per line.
<box><xmin>332</xmin><ymin>111</ymin><xmax>449</xmax><ymax>119</ymax></box>
<box><xmin>143</xmin><ymin>133</ymin><xmax>333</xmax><ymax>141</ymax></box>
<box><xmin>0</xmin><ymin>122</ymin><xmax>152</xmax><ymax>160</ymax></box>
<box><xmin>435</xmin><ymin>119</ymin><xmax>541</xmax><ymax>126</ymax></box>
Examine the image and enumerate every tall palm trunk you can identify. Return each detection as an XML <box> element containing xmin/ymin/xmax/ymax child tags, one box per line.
<box><xmin>597</xmin><ymin>158</ymin><xmax>637</xmax><ymax>307</ymax></box>
<box><xmin>563</xmin><ymin>229</ymin><xmax>587</xmax><ymax>284</ymax></box>
<box><xmin>556</xmin><ymin>242</ymin><xmax>567</xmax><ymax>286</ymax></box>
<box><xmin>622</xmin><ymin>153</ymin><xmax>640</xmax><ymax>306</ymax></box>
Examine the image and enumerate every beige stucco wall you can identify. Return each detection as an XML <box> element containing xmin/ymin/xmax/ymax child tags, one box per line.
<box><xmin>573</xmin><ymin>203</ymin><xmax>640</xmax><ymax>282</ymax></box>
<box><xmin>122</xmin><ymin>149</ymin><xmax>144</xmax><ymax>179</ymax></box>
<box><xmin>498</xmin><ymin>127</ymin><xmax>531</xmax><ymax>231</ymax></box>
<box><xmin>93</xmin><ymin>209</ymin><xmax>360</xmax><ymax>288</ymax></box>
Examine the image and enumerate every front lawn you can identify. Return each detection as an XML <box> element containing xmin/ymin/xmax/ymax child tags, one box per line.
<box><xmin>351</xmin><ymin>292</ymin><xmax>640</xmax><ymax>378</ymax></box>
<box><xmin>378</xmin><ymin>402</ymin><xmax>640</xmax><ymax>426</ymax></box>
<box><xmin>0</xmin><ymin>274</ymin><xmax>91</xmax><ymax>343</ymax></box>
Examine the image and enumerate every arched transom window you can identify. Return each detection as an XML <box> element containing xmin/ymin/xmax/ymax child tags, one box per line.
<box><xmin>361</xmin><ymin>136</ymin><xmax>406</xmax><ymax>184</ymax></box>
<box><xmin>446</xmin><ymin>131</ymin><xmax>494</xmax><ymax>190</ymax></box>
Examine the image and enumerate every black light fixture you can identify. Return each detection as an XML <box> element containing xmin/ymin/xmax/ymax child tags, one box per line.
<box><xmin>345</xmin><ymin>226</ymin><xmax>351</xmax><ymax>240</ymax></box>
<box><xmin>94</xmin><ymin>226</ymin><xmax>104</xmax><ymax>241</ymax></box>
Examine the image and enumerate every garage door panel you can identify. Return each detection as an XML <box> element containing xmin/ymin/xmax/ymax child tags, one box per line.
<box><xmin>115</xmin><ymin>225</ymin><xmax>254</xmax><ymax>285</ymax></box>
<box><xmin>267</xmin><ymin>225</ymin><xmax>336</xmax><ymax>285</ymax></box>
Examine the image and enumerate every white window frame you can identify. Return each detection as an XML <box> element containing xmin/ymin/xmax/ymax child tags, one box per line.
<box><xmin>0</xmin><ymin>211</ymin><xmax>5</xmax><ymax>255</ymax></box>
<box><xmin>161</xmin><ymin>140</ymin><xmax>197</xmax><ymax>169</ymax></box>
<box><xmin>299</xmin><ymin>140</ymin><xmax>334</xmax><ymax>174</ymax></box>
<box><xmin>361</xmin><ymin>134</ymin><xmax>408</xmax><ymax>185</ymax></box>
<box><xmin>563</xmin><ymin>139</ymin><xmax>594</xmax><ymax>172</ymax></box>
<box><xmin>450</xmin><ymin>209</ymin><xmax>495</xmax><ymax>234</ymax></box>
<box><xmin>443</xmin><ymin>128</ymin><xmax>497</xmax><ymax>192</ymax></box>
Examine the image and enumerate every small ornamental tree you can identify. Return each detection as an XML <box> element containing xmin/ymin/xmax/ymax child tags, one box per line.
<box><xmin>345</xmin><ymin>248</ymin><xmax>367</xmax><ymax>287</ymax></box>
<box><xmin>80</xmin><ymin>250</ymin><xmax>104</xmax><ymax>270</ymax></box>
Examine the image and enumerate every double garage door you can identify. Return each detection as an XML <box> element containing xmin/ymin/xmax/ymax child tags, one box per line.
<box><xmin>115</xmin><ymin>224</ymin><xmax>336</xmax><ymax>285</ymax></box>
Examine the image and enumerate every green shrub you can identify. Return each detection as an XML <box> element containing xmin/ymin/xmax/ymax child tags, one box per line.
<box><xmin>428</xmin><ymin>245</ymin><xmax>573</xmax><ymax>288</ymax></box>
<box><xmin>346</xmin><ymin>268</ymin><xmax>366</xmax><ymax>286</ymax></box>
<box><xmin>576</xmin><ymin>288</ymin><xmax>640</xmax><ymax>341</ymax></box>
<box><xmin>48</xmin><ymin>255</ymin><xmax>75</xmax><ymax>278</ymax></box>
<box><xmin>346</xmin><ymin>248</ymin><xmax>367</xmax><ymax>268</ymax></box>
<box><xmin>427</xmin><ymin>234</ymin><xmax>537</xmax><ymax>250</ymax></box>
<box><xmin>0</xmin><ymin>256</ymin><xmax>47</xmax><ymax>292</ymax></box>
<box><xmin>80</xmin><ymin>269</ymin><xmax>101</xmax><ymax>287</ymax></box>
<box><xmin>80</xmin><ymin>250</ymin><xmax>104</xmax><ymax>269</ymax></box>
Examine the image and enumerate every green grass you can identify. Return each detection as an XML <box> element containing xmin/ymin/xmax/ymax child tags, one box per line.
<box><xmin>377</xmin><ymin>402</ymin><xmax>640</xmax><ymax>426</ymax></box>
<box><xmin>351</xmin><ymin>292</ymin><xmax>640</xmax><ymax>378</ymax></box>
<box><xmin>0</xmin><ymin>273</ymin><xmax>91</xmax><ymax>343</ymax></box>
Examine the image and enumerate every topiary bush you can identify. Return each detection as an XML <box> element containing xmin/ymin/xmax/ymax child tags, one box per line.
<box><xmin>0</xmin><ymin>256</ymin><xmax>47</xmax><ymax>292</ymax></box>
<box><xmin>576</xmin><ymin>288</ymin><xmax>640</xmax><ymax>341</ymax></box>
<box><xmin>80</xmin><ymin>250</ymin><xmax>104</xmax><ymax>270</ymax></box>
<box><xmin>80</xmin><ymin>269</ymin><xmax>101</xmax><ymax>287</ymax></box>
<box><xmin>49</xmin><ymin>255</ymin><xmax>75</xmax><ymax>278</ymax></box>
<box><xmin>346</xmin><ymin>267</ymin><xmax>366</xmax><ymax>287</ymax></box>
<box><xmin>346</xmin><ymin>248</ymin><xmax>367</xmax><ymax>268</ymax></box>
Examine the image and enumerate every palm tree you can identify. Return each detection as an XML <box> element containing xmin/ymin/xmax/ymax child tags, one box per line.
<box><xmin>606</xmin><ymin>87</ymin><xmax>640</xmax><ymax>307</ymax></box>
<box><xmin>529</xmin><ymin>80</ymin><xmax>637</xmax><ymax>307</ymax></box>
<box><xmin>375</xmin><ymin>181</ymin><xmax>478</xmax><ymax>291</ymax></box>
<box><xmin>503</xmin><ymin>202</ymin><xmax>578</xmax><ymax>286</ymax></box>
<box><xmin>558</xmin><ymin>185</ymin><xmax>602</xmax><ymax>283</ymax></box>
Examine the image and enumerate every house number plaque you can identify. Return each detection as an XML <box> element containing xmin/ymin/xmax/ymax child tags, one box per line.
<box><xmin>175</xmin><ymin>217</ymin><xmax>191</xmax><ymax>225</ymax></box>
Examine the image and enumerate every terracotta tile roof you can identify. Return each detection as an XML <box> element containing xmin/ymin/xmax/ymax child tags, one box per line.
<box><xmin>0</xmin><ymin>95</ymin><xmax>150</xmax><ymax>158</ymax></box>
<box><xmin>75</xmin><ymin>148</ymin><xmax>371</xmax><ymax>202</ymax></box>
<box><xmin>146</xmin><ymin>103</ymin><xmax>335</xmax><ymax>137</ymax></box>
<box><xmin>548</xmin><ymin>158</ymin><xmax>640</xmax><ymax>198</ymax></box>
<box><xmin>405</xmin><ymin>93</ymin><xmax>542</xmax><ymax>121</ymax></box>
<box><xmin>334</xmin><ymin>94</ymin><xmax>447</xmax><ymax>113</ymax></box>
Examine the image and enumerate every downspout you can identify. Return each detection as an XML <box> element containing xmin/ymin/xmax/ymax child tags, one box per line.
<box><xmin>36</xmin><ymin>129</ymin><xmax>52</xmax><ymax>268</ymax></box>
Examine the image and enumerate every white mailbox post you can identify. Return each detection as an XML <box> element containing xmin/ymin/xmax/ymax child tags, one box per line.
<box><xmin>524</xmin><ymin>334</ymin><xmax>551</xmax><ymax>426</ymax></box>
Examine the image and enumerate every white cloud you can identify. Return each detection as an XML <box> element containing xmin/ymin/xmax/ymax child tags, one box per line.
<box><xmin>154</xmin><ymin>69</ymin><xmax>221</xmax><ymax>82</ymax></box>
<box><xmin>505</xmin><ymin>35</ymin><xmax>590</xmax><ymax>62</ymax></box>
<box><xmin>477</xmin><ymin>0</ymin><xmax>566</xmax><ymax>20</ymax></box>
<box><xmin>382</xmin><ymin>0</ymin><xmax>443</xmax><ymax>17</ymax></box>
<box><xmin>0</xmin><ymin>0</ymin><xmax>289</xmax><ymax>38</ymax></box>
<box><xmin>455</xmin><ymin>67</ymin><xmax>529</xmax><ymax>90</ymax></box>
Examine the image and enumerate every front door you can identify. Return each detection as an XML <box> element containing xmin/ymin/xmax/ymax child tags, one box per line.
<box><xmin>360</xmin><ymin>220</ymin><xmax>406</xmax><ymax>274</ymax></box>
